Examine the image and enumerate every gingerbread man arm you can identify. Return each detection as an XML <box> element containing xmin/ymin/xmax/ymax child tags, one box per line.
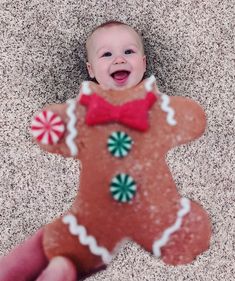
<box><xmin>31</xmin><ymin>100</ymin><xmax>79</xmax><ymax>158</ymax></box>
<box><xmin>162</xmin><ymin>96</ymin><xmax>207</xmax><ymax>149</ymax></box>
<box><xmin>173</xmin><ymin>96</ymin><xmax>206</xmax><ymax>144</ymax></box>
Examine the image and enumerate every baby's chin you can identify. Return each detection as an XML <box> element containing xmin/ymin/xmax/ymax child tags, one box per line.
<box><xmin>99</xmin><ymin>79</ymin><xmax>142</xmax><ymax>91</ymax></box>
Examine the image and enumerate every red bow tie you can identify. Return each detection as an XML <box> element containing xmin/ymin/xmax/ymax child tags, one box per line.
<box><xmin>79</xmin><ymin>92</ymin><xmax>157</xmax><ymax>131</ymax></box>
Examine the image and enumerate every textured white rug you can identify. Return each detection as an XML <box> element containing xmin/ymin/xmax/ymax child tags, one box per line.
<box><xmin>0</xmin><ymin>0</ymin><xmax>234</xmax><ymax>280</ymax></box>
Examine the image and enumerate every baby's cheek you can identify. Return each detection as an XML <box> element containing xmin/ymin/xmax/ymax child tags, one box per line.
<box><xmin>94</xmin><ymin>67</ymin><xmax>109</xmax><ymax>85</ymax></box>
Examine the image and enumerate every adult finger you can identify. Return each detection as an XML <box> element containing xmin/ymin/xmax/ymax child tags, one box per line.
<box><xmin>0</xmin><ymin>228</ymin><xmax>48</xmax><ymax>281</ymax></box>
<box><xmin>36</xmin><ymin>256</ymin><xmax>77</xmax><ymax>281</ymax></box>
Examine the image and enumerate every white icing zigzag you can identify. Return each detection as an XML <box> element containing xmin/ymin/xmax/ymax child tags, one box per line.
<box><xmin>63</xmin><ymin>214</ymin><xmax>112</xmax><ymax>264</ymax></box>
<box><xmin>77</xmin><ymin>81</ymin><xmax>91</xmax><ymax>103</ymax></box>
<box><xmin>144</xmin><ymin>75</ymin><xmax>176</xmax><ymax>126</ymax></box>
<box><xmin>81</xmin><ymin>81</ymin><xmax>91</xmax><ymax>95</ymax></box>
<box><xmin>160</xmin><ymin>94</ymin><xmax>177</xmax><ymax>126</ymax></box>
<box><xmin>152</xmin><ymin>197</ymin><xmax>190</xmax><ymax>257</ymax></box>
<box><xmin>66</xmin><ymin>99</ymin><xmax>78</xmax><ymax>156</ymax></box>
<box><xmin>145</xmin><ymin>75</ymin><xmax>156</xmax><ymax>91</ymax></box>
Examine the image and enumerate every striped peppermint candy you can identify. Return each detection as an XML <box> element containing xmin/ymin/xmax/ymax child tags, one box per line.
<box><xmin>31</xmin><ymin>110</ymin><xmax>65</xmax><ymax>145</ymax></box>
<box><xmin>107</xmin><ymin>131</ymin><xmax>133</xmax><ymax>158</ymax></box>
<box><xmin>110</xmin><ymin>173</ymin><xmax>137</xmax><ymax>203</ymax></box>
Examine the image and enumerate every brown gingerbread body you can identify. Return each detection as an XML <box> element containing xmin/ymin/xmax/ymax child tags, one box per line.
<box><xmin>31</xmin><ymin>77</ymin><xmax>211</xmax><ymax>277</ymax></box>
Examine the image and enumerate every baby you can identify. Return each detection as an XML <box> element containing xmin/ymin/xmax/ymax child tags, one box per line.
<box><xmin>0</xmin><ymin>21</ymin><xmax>211</xmax><ymax>281</ymax></box>
<box><xmin>85</xmin><ymin>21</ymin><xmax>146</xmax><ymax>90</ymax></box>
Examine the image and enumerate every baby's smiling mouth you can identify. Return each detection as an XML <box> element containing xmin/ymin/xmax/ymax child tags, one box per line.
<box><xmin>111</xmin><ymin>70</ymin><xmax>130</xmax><ymax>84</ymax></box>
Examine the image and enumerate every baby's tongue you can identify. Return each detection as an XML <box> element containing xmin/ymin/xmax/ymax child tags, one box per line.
<box><xmin>113</xmin><ymin>71</ymin><xmax>129</xmax><ymax>80</ymax></box>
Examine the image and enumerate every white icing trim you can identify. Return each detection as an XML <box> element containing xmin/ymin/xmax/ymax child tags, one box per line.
<box><xmin>66</xmin><ymin>99</ymin><xmax>78</xmax><ymax>156</ymax></box>
<box><xmin>81</xmin><ymin>81</ymin><xmax>91</xmax><ymax>95</ymax></box>
<box><xmin>144</xmin><ymin>75</ymin><xmax>156</xmax><ymax>91</ymax></box>
<box><xmin>160</xmin><ymin>94</ymin><xmax>177</xmax><ymax>126</ymax></box>
<box><xmin>152</xmin><ymin>197</ymin><xmax>190</xmax><ymax>257</ymax></box>
<box><xmin>62</xmin><ymin>214</ymin><xmax>112</xmax><ymax>264</ymax></box>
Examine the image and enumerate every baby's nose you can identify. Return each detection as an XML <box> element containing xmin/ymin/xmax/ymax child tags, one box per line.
<box><xmin>113</xmin><ymin>55</ymin><xmax>126</xmax><ymax>64</ymax></box>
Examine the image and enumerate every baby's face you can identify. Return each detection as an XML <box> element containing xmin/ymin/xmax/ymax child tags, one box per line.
<box><xmin>86</xmin><ymin>25</ymin><xmax>146</xmax><ymax>90</ymax></box>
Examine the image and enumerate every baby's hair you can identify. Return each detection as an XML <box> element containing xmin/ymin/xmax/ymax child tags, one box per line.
<box><xmin>86</xmin><ymin>20</ymin><xmax>145</xmax><ymax>56</ymax></box>
<box><xmin>90</xmin><ymin>20</ymin><xmax>128</xmax><ymax>34</ymax></box>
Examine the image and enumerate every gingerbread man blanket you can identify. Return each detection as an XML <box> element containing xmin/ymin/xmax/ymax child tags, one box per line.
<box><xmin>31</xmin><ymin>76</ymin><xmax>211</xmax><ymax>276</ymax></box>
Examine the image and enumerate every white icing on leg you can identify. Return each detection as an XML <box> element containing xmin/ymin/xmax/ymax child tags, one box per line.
<box><xmin>144</xmin><ymin>75</ymin><xmax>156</xmax><ymax>92</ymax></box>
<box><xmin>160</xmin><ymin>94</ymin><xmax>177</xmax><ymax>126</ymax></box>
<box><xmin>66</xmin><ymin>99</ymin><xmax>78</xmax><ymax>156</ymax></box>
<box><xmin>63</xmin><ymin>214</ymin><xmax>112</xmax><ymax>264</ymax></box>
<box><xmin>152</xmin><ymin>197</ymin><xmax>190</xmax><ymax>257</ymax></box>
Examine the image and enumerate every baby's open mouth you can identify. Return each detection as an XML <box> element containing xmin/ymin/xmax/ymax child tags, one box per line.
<box><xmin>111</xmin><ymin>70</ymin><xmax>130</xmax><ymax>84</ymax></box>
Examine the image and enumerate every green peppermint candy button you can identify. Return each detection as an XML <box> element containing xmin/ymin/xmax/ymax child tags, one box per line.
<box><xmin>107</xmin><ymin>131</ymin><xmax>133</xmax><ymax>158</ymax></box>
<box><xmin>110</xmin><ymin>173</ymin><xmax>137</xmax><ymax>203</ymax></box>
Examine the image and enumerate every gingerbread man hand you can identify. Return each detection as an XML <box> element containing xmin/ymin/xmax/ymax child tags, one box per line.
<box><xmin>31</xmin><ymin>76</ymin><xmax>211</xmax><ymax>278</ymax></box>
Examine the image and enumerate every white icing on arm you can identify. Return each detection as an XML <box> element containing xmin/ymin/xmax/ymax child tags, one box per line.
<box><xmin>144</xmin><ymin>76</ymin><xmax>176</xmax><ymax>125</ymax></box>
<box><xmin>81</xmin><ymin>81</ymin><xmax>91</xmax><ymax>95</ymax></box>
<box><xmin>63</xmin><ymin>214</ymin><xmax>112</xmax><ymax>264</ymax></box>
<box><xmin>77</xmin><ymin>81</ymin><xmax>91</xmax><ymax>102</ymax></box>
<box><xmin>144</xmin><ymin>75</ymin><xmax>156</xmax><ymax>92</ymax></box>
<box><xmin>160</xmin><ymin>94</ymin><xmax>177</xmax><ymax>126</ymax></box>
<box><xmin>66</xmin><ymin>99</ymin><xmax>78</xmax><ymax>156</ymax></box>
<box><xmin>152</xmin><ymin>197</ymin><xmax>190</xmax><ymax>257</ymax></box>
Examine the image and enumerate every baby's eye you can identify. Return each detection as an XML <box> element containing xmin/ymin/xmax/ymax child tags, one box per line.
<box><xmin>125</xmin><ymin>49</ymin><xmax>135</xmax><ymax>54</ymax></box>
<box><xmin>101</xmin><ymin>52</ymin><xmax>112</xmax><ymax>57</ymax></box>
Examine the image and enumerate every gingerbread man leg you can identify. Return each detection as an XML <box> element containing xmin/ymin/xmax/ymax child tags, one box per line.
<box><xmin>43</xmin><ymin>216</ymin><xmax>107</xmax><ymax>277</ymax></box>
<box><xmin>43</xmin><ymin>208</ymin><xmax>129</xmax><ymax>277</ymax></box>
<box><xmin>133</xmin><ymin>198</ymin><xmax>211</xmax><ymax>265</ymax></box>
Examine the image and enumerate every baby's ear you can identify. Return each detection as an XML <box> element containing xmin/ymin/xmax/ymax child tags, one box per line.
<box><xmin>86</xmin><ymin>62</ymin><xmax>95</xmax><ymax>78</ymax></box>
<box><xmin>143</xmin><ymin>55</ymin><xmax>147</xmax><ymax>72</ymax></box>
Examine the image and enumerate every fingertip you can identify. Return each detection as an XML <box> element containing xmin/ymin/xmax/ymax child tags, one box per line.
<box><xmin>36</xmin><ymin>256</ymin><xmax>77</xmax><ymax>281</ymax></box>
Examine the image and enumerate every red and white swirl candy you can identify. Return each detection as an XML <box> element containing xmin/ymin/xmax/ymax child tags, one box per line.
<box><xmin>31</xmin><ymin>111</ymin><xmax>65</xmax><ymax>145</ymax></box>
